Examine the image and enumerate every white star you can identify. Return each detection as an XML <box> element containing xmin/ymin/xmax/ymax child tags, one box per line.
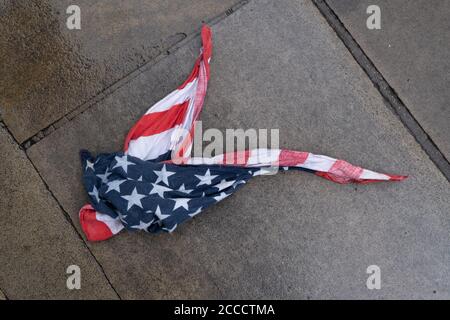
<box><xmin>214</xmin><ymin>192</ymin><xmax>229</xmax><ymax>202</ymax></box>
<box><xmin>88</xmin><ymin>186</ymin><xmax>100</xmax><ymax>203</ymax></box>
<box><xmin>177</xmin><ymin>184</ymin><xmax>193</xmax><ymax>194</ymax></box>
<box><xmin>215</xmin><ymin>179</ymin><xmax>236</xmax><ymax>191</ymax></box>
<box><xmin>154</xmin><ymin>164</ymin><xmax>176</xmax><ymax>186</ymax></box>
<box><xmin>112</xmin><ymin>155</ymin><xmax>135</xmax><ymax>174</ymax></box>
<box><xmin>195</xmin><ymin>169</ymin><xmax>218</xmax><ymax>186</ymax></box>
<box><xmin>149</xmin><ymin>183</ymin><xmax>171</xmax><ymax>197</ymax></box>
<box><xmin>188</xmin><ymin>207</ymin><xmax>202</xmax><ymax>217</ymax></box>
<box><xmin>97</xmin><ymin>170</ymin><xmax>111</xmax><ymax>184</ymax></box>
<box><xmin>154</xmin><ymin>205</ymin><xmax>170</xmax><ymax>220</ymax></box>
<box><xmin>172</xmin><ymin>198</ymin><xmax>190</xmax><ymax>211</ymax></box>
<box><xmin>85</xmin><ymin>160</ymin><xmax>95</xmax><ymax>171</ymax></box>
<box><xmin>122</xmin><ymin>187</ymin><xmax>146</xmax><ymax>210</ymax></box>
<box><xmin>137</xmin><ymin>175</ymin><xmax>143</xmax><ymax>181</ymax></box>
<box><xmin>130</xmin><ymin>219</ymin><xmax>154</xmax><ymax>231</ymax></box>
<box><xmin>106</xmin><ymin>179</ymin><xmax>126</xmax><ymax>193</ymax></box>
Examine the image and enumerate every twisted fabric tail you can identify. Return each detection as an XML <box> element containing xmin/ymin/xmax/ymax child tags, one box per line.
<box><xmin>173</xmin><ymin>149</ymin><xmax>407</xmax><ymax>184</ymax></box>
<box><xmin>123</xmin><ymin>25</ymin><xmax>212</xmax><ymax>162</ymax></box>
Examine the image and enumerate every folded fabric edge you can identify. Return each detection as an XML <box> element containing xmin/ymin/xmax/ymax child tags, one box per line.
<box><xmin>79</xmin><ymin>204</ymin><xmax>124</xmax><ymax>242</ymax></box>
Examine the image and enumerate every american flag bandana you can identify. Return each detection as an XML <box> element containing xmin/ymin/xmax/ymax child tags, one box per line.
<box><xmin>79</xmin><ymin>25</ymin><xmax>406</xmax><ymax>242</ymax></box>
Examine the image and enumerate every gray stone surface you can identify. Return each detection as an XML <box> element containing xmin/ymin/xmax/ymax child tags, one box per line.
<box><xmin>0</xmin><ymin>127</ymin><xmax>118</xmax><ymax>299</ymax></box>
<box><xmin>326</xmin><ymin>0</ymin><xmax>450</xmax><ymax>162</ymax></box>
<box><xmin>28</xmin><ymin>0</ymin><xmax>449</xmax><ymax>299</ymax></box>
<box><xmin>0</xmin><ymin>0</ymin><xmax>239</xmax><ymax>143</ymax></box>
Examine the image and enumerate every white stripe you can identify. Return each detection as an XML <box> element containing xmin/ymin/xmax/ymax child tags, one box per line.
<box><xmin>127</xmin><ymin>127</ymin><xmax>178</xmax><ymax>160</ymax></box>
<box><xmin>186</xmin><ymin>149</ymin><xmax>281</xmax><ymax>167</ymax></box>
<box><xmin>145</xmin><ymin>79</ymin><xmax>198</xmax><ymax>114</ymax></box>
<box><xmin>298</xmin><ymin>153</ymin><xmax>336</xmax><ymax>172</ymax></box>
<box><xmin>95</xmin><ymin>212</ymin><xmax>124</xmax><ymax>235</ymax></box>
<box><xmin>184</xmin><ymin>154</ymin><xmax>224</xmax><ymax>165</ymax></box>
<box><xmin>359</xmin><ymin>169</ymin><xmax>390</xmax><ymax>180</ymax></box>
<box><xmin>178</xmin><ymin>78</ymin><xmax>199</xmax><ymax>131</ymax></box>
<box><xmin>187</xmin><ymin>149</ymin><xmax>281</xmax><ymax>167</ymax></box>
<box><xmin>246</xmin><ymin>149</ymin><xmax>281</xmax><ymax>166</ymax></box>
<box><xmin>168</xmin><ymin>82</ymin><xmax>198</xmax><ymax>151</ymax></box>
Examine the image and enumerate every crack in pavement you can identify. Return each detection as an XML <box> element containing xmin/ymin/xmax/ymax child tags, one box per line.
<box><xmin>0</xmin><ymin>120</ymin><xmax>121</xmax><ymax>299</ymax></box>
<box><xmin>0</xmin><ymin>287</ymin><xmax>9</xmax><ymax>300</ymax></box>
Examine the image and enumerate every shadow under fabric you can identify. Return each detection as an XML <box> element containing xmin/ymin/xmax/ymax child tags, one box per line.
<box><xmin>79</xmin><ymin>25</ymin><xmax>406</xmax><ymax>242</ymax></box>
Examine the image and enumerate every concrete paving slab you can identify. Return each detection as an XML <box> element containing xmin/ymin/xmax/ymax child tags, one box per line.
<box><xmin>0</xmin><ymin>0</ymin><xmax>239</xmax><ymax>143</ymax></box>
<box><xmin>0</xmin><ymin>126</ymin><xmax>118</xmax><ymax>299</ymax></box>
<box><xmin>326</xmin><ymin>0</ymin><xmax>450</xmax><ymax>162</ymax></box>
<box><xmin>28</xmin><ymin>0</ymin><xmax>450</xmax><ymax>299</ymax></box>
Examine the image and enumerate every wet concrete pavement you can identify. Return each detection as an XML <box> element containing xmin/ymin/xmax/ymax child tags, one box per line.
<box><xmin>0</xmin><ymin>0</ymin><xmax>239</xmax><ymax>143</ymax></box>
<box><xmin>1</xmin><ymin>0</ymin><xmax>449</xmax><ymax>299</ymax></box>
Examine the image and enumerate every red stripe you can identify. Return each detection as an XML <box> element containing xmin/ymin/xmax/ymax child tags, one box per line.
<box><xmin>388</xmin><ymin>174</ymin><xmax>408</xmax><ymax>181</ymax></box>
<box><xmin>278</xmin><ymin>150</ymin><xmax>309</xmax><ymax>166</ymax></box>
<box><xmin>329</xmin><ymin>160</ymin><xmax>363</xmax><ymax>180</ymax></box>
<box><xmin>316</xmin><ymin>171</ymin><xmax>407</xmax><ymax>184</ymax></box>
<box><xmin>315</xmin><ymin>171</ymin><xmax>351</xmax><ymax>184</ymax></box>
<box><xmin>314</xmin><ymin>160</ymin><xmax>363</xmax><ymax>184</ymax></box>
<box><xmin>201</xmin><ymin>25</ymin><xmax>212</xmax><ymax>79</ymax></box>
<box><xmin>180</xmin><ymin>63</ymin><xmax>207</xmax><ymax>155</ymax></box>
<box><xmin>177</xmin><ymin>25</ymin><xmax>212</xmax><ymax>90</ymax></box>
<box><xmin>124</xmin><ymin>101</ymin><xmax>189</xmax><ymax>151</ymax></box>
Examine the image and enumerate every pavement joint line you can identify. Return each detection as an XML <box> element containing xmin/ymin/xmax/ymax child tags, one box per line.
<box><xmin>1</xmin><ymin>119</ymin><xmax>122</xmax><ymax>299</ymax></box>
<box><xmin>312</xmin><ymin>0</ymin><xmax>450</xmax><ymax>183</ymax></box>
<box><xmin>20</xmin><ymin>0</ymin><xmax>250</xmax><ymax>151</ymax></box>
<box><xmin>0</xmin><ymin>287</ymin><xmax>9</xmax><ymax>300</ymax></box>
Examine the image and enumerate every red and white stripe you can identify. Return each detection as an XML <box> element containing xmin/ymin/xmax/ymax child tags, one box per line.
<box><xmin>79</xmin><ymin>204</ymin><xmax>124</xmax><ymax>242</ymax></box>
<box><xmin>167</xmin><ymin>148</ymin><xmax>407</xmax><ymax>184</ymax></box>
<box><xmin>124</xmin><ymin>25</ymin><xmax>212</xmax><ymax>161</ymax></box>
